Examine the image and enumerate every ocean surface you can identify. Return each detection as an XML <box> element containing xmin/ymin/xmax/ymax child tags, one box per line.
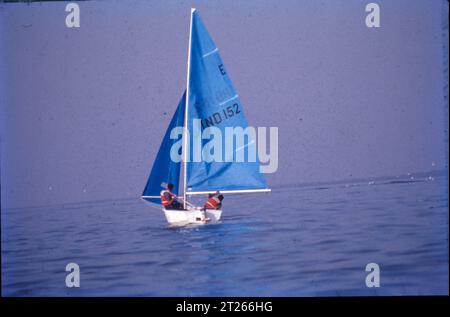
<box><xmin>1</xmin><ymin>172</ymin><xmax>448</xmax><ymax>296</ymax></box>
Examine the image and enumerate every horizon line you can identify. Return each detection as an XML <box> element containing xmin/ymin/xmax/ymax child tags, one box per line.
<box><xmin>2</xmin><ymin>168</ymin><xmax>447</xmax><ymax>212</ymax></box>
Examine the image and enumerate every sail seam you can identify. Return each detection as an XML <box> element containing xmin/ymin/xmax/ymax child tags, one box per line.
<box><xmin>202</xmin><ymin>48</ymin><xmax>218</xmax><ymax>58</ymax></box>
<box><xmin>235</xmin><ymin>140</ymin><xmax>255</xmax><ymax>152</ymax></box>
<box><xmin>219</xmin><ymin>94</ymin><xmax>239</xmax><ymax>105</ymax></box>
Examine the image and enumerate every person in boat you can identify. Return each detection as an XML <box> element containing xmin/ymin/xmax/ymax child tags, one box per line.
<box><xmin>160</xmin><ymin>183</ymin><xmax>183</xmax><ymax>210</ymax></box>
<box><xmin>203</xmin><ymin>191</ymin><xmax>224</xmax><ymax>210</ymax></box>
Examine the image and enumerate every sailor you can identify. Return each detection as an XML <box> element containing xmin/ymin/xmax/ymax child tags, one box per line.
<box><xmin>160</xmin><ymin>183</ymin><xmax>183</xmax><ymax>209</ymax></box>
<box><xmin>203</xmin><ymin>191</ymin><xmax>224</xmax><ymax>210</ymax></box>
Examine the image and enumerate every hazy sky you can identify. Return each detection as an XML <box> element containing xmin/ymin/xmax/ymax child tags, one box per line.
<box><xmin>0</xmin><ymin>0</ymin><xmax>448</xmax><ymax>208</ymax></box>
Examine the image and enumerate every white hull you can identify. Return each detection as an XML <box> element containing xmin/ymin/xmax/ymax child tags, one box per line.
<box><xmin>163</xmin><ymin>206</ymin><xmax>222</xmax><ymax>226</ymax></box>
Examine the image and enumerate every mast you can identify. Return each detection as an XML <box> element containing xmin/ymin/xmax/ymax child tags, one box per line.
<box><xmin>182</xmin><ymin>8</ymin><xmax>195</xmax><ymax>209</ymax></box>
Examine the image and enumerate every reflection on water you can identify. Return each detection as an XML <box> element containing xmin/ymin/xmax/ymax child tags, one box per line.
<box><xmin>1</xmin><ymin>173</ymin><xmax>448</xmax><ymax>296</ymax></box>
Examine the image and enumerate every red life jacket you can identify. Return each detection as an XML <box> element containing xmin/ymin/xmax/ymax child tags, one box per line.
<box><xmin>204</xmin><ymin>196</ymin><xmax>221</xmax><ymax>209</ymax></box>
<box><xmin>160</xmin><ymin>190</ymin><xmax>175</xmax><ymax>207</ymax></box>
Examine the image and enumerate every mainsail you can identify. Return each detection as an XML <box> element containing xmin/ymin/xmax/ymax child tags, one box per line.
<box><xmin>184</xmin><ymin>10</ymin><xmax>268</xmax><ymax>194</ymax></box>
<box><xmin>142</xmin><ymin>9</ymin><xmax>270</xmax><ymax>206</ymax></box>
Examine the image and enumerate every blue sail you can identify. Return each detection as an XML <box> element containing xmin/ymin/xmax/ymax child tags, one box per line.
<box><xmin>186</xmin><ymin>10</ymin><xmax>268</xmax><ymax>192</ymax></box>
<box><xmin>142</xmin><ymin>93</ymin><xmax>185</xmax><ymax>203</ymax></box>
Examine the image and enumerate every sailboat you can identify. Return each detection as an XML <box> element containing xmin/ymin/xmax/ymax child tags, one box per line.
<box><xmin>141</xmin><ymin>9</ymin><xmax>270</xmax><ymax>225</ymax></box>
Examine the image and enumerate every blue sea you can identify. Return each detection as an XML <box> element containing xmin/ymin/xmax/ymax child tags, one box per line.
<box><xmin>1</xmin><ymin>172</ymin><xmax>448</xmax><ymax>296</ymax></box>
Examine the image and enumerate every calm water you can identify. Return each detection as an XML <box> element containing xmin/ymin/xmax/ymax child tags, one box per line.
<box><xmin>1</xmin><ymin>173</ymin><xmax>448</xmax><ymax>296</ymax></box>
